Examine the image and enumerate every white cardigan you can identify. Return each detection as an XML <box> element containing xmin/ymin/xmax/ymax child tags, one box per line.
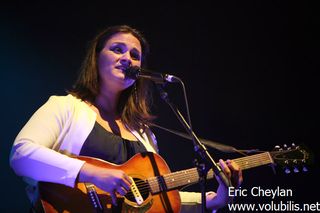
<box><xmin>10</xmin><ymin>94</ymin><xmax>202</xmax><ymax>208</ymax></box>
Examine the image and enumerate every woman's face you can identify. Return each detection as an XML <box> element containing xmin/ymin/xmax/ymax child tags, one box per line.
<box><xmin>98</xmin><ymin>32</ymin><xmax>142</xmax><ymax>92</ymax></box>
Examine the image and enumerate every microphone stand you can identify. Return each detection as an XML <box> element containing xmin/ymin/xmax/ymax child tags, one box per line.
<box><xmin>156</xmin><ymin>85</ymin><xmax>232</xmax><ymax>213</ymax></box>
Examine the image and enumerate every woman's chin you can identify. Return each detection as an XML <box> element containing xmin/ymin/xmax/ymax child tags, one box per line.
<box><xmin>123</xmin><ymin>78</ymin><xmax>135</xmax><ymax>88</ymax></box>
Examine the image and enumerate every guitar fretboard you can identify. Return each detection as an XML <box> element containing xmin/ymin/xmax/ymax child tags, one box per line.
<box><xmin>148</xmin><ymin>152</ymin><xmax>273</xmax><ymax>194</ymax></box>
<box><xmin>233</xmin><ymin>152</ymin><xmax>274</xmax><ymax>170</ymax></box>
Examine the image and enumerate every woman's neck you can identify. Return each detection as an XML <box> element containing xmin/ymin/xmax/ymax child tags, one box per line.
<box><xmin>95</xmin><ymin>90</ymin><xmax>120</xmax><ymax>119</ymax></box>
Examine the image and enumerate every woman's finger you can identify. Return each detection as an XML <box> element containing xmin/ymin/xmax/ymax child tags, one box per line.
<box><xmin>110</xmin><ymin>190</ymin><xmax>118</xmax><ymax>206</ymax></box>
<box><xmin>226</xmin><ymin>159</ymin><xmax>243</xmax><ymax>187</ymax></box>
<box><xmin>116</xmin><ymin>186</ymin><xmax>128</xmax><ymax>196</ymax></box>
<box><xmin>219</xmin><ymin>159</ymin><xmax>231</xmax><ymax>179</ymax></box>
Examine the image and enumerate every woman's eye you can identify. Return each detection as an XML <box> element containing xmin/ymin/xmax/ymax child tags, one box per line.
<box><xmin>131</xmin><ymin>53</ymin><xmax>141</xmax><ymax>60</ymax></box>
<box><xmin>111</xmin><ymin>46</ymin><xmax>123</xmax><ymax>53</ymax></box>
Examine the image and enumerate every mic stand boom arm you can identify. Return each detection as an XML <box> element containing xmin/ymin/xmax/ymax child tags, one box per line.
<box><xmin>156</xmin><ymin>85</ymin><xmax>232</xmax><ymax>212</ymax></box>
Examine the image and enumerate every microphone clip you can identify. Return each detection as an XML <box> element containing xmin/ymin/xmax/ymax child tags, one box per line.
<box><xmin>124</xmin><ymin>66</ymin><xmax>179</xmax><ymax>84</ymax></box>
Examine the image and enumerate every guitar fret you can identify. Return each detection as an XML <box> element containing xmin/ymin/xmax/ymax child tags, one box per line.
<box><xmin>148</xmin><ymin>177</ymin><xmax>160</xmax><ymax>194</ymax></box>
<box><xmin>164</xmin><ymin>169</ymin><xmax>199</xmax><ymax>190</ymax></box>
<box><xmin>233</xmin><ymin>152</ymin><xmax>273</xmax><ymax>170</ymax></box>
<box><xmin>148</xmin><ymin>152</ymin><xmax>277</xmax><ymax>195</ymax></box>
<box><xmin>148</xmin><ymin>152</ymin><xmax>274</xmax><ymax>193</ymax></box>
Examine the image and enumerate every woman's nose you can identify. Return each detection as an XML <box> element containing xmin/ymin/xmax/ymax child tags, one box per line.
<box><xmin>120</xmin><ymin>58</ymin><xmax>131</xmax><ymax>67</ymax></box>
<box><xmin>120</xmin><ymin>53</ymin><xmax>132</xmax><ymax>67</ymax></box>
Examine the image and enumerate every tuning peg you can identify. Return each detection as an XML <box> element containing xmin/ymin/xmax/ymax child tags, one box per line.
<box><xmin>302</xmin><ymin>166</ymin><xmax>308</xmax><ymax>172</ymax></box>
<box><xmin>283</xmin><ymin>160</ymin><xmax>291</xmax><ymax>174</ymax></box>
<box><xmin>274</xmin><ymin>145</ymin><xmax>281</xmax><ymax>151</ymax></box>
<box><xmin>291</xmin><ymin>160</ymin><xmax>299</xmax><ymax>173</ymax></box>
<box><xmin>283</xmin><ymin>144</ymin><xmax>288</xmax><ymax>150</ymax></box>
<box><xmin>291</xmin><ymin>143</ymin><xmax>296</xmax><ymax>148</ymax></box>
<box><xmin>284</xmin><ymin>167</ymin><xmax>291</xmax><ymax>174</ymax></box>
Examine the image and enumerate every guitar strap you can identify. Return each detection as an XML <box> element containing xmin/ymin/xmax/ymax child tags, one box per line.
<box><xmin>144</xmin><ymin>128</ymin><xmax>159</xmax><ymax>153</ymax></box>
<box><xmin>128</xmin><ymin>125</ymin><xmax>158</xmax><ymax>153</ymax></box>
<box><xmin>143</xmin><ymin>152</ymin><xmax>174</xmax><ymax>213</ymax></box>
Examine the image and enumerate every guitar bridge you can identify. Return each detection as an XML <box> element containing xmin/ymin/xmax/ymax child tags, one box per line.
<box><xmin>85</xmin><ymin>183</ymin><xmax>103</xmax><ymax>212</ymax></box>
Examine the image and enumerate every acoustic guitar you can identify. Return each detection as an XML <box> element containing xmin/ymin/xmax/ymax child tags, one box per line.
<box><xmin>37</xmin><ymin>144</ymin><xmax>310</xmax><ymax>213</ymax></box>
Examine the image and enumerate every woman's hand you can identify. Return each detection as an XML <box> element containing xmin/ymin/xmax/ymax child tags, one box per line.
<box><xmin>206</xmin><ymin>159</ymin><xmax>243</xmax><ymax>211</ymax></box>
<box><xmin>78</xmin><ymin>163</ymin><xmax>132</xmax><ymax>205</ymax></box>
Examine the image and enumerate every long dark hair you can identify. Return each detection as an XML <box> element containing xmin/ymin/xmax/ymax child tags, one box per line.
<box><xmin>69</xmin><ymin>25</ymin><xmax>155</xmax><ymax>131</ymax></box>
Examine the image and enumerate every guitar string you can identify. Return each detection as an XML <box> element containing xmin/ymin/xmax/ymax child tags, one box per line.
<box><xmin>126</xmin><ymin>167</ymin><xmax>214</xmax><ymax>194</ymax></box>
<box><xmin>128</xmin><ymin>172</ymin><xmax>199</xmax><ymax>194</ymax></box>
<box><xmin>233</xmin><ymin>152</ymin><xmax>269</xmax><ymax>163</ymax></box>
<box><xmin>233</xmin><ymin>153</ymin><xmax>271</xmax><ymax>169</ymax></box>
<box><xmin>132</xmin><ymin>169</ymin><xmax>199</xmax><ymax>189</ymax></box>
<box><xmin>132</xmin><ymin>169</ymin><xmax>212</xmax><ymax>194</ymax></box>
<box><xmin>132</xmin><ymin>153</ymin><xmax>272</xmax><ymax>193</ymax></box>
<box><xmin>153</xmin><ymin>157</ymin><xmax>271</xmax><ymax>191</ymax></box>
<box><xmin>234</xmin><ymin>152</ymin><xmax>269</xmax><ymax>161</ymax></box>
<box><xmin>112</xmin><ymin>162</ymin><xmax>281</xmax><ymax>199</ymax></box>
<box><xmin>234</xmin><ymin>157</ymin><xmax>270</xmax><ymax>166</ymax></box>
<box><xmin>234</xmin><ymin>153</ymin><xmax>269</xmax><ymax>162</ymax></box>
<box><xmin>150</xmin><ymin>153</ymin><xmax>271</xmax><ymax>188</ymax></box>
<box><xmin>134</xmin><ymin>170</ymin><xmax>199</xmax><ymax>188</ymax></box>
<box><xmin>98</xmin><ymin>153</ymin><xmax>274</xmax><ymax>196</ymax></box>
<box><xmin>235</xmin><ymin>159</ymin><xmax>271</xmax><ymax>169</ymax></box>
<box><xmin>143</xmin><ymin>158</ymin><xmax>269</xmax><ymax>189</ymax></box>
<box><xmin>102</xmin><ymin>153</ymin><xmax>273</xmax><ymax>193</ymax></box>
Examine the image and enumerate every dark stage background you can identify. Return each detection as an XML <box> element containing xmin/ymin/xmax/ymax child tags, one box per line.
<box><xmin>1</xmin><ymin>1</ymin><xmax>318</xmax><ymax>212</ymax></box>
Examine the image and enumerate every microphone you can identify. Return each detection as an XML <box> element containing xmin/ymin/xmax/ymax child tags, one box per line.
<box><xmin>124</xmin><ymin>66</ymin><xmax>179</xmax><ymax>84</ymax></box>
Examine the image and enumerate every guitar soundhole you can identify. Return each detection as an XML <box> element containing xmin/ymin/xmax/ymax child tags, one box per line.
<box><xmin>125</xmin><ymin>178</ymin><xmax>150</xmax><ymax>202</ymax></box>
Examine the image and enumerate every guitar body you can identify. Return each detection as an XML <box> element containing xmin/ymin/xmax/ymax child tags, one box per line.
<box><xmin>38</xmin><ymin>152</ymin><xmax>181</xmax><ymax>213</ymax></box>
<box><xmin>37</xmin><ymin>144</ymin><xmax>310</xmax><ymax>212</ymax></box>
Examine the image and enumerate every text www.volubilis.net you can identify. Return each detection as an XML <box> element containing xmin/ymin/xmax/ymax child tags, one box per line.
<box><xmin>228</xmin><ymin>201</ymin><xmax>320</xmax><ymax>212</ymax></box>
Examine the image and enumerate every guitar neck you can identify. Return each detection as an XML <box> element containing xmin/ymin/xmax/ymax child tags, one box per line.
<box><xmin>148</xmin><ymin>152</ymin><xmax>273</xmax><ymax>194</ymax></box>
<box><xmin>232</xmin><ymin>151</ymin><xmax>274</xmax><ymax>170</ymax></box>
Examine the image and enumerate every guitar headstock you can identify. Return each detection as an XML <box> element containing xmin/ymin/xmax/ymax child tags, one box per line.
<box><xmin>270</xmin><ymin>143</ymin><xmax>312</xmax><ymax>174</ymax></box>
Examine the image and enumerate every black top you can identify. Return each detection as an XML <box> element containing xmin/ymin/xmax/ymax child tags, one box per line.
<box><xmin>80</xmin><ymin>122</ymin><xmax>147</xmax><ymax>164</ymax></box>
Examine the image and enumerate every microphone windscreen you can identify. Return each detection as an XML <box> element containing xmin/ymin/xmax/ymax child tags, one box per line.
<box><xmin>124</xmin><ymin>66</ymin><xmax>140</xmax><ymax>80</ymax></box>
